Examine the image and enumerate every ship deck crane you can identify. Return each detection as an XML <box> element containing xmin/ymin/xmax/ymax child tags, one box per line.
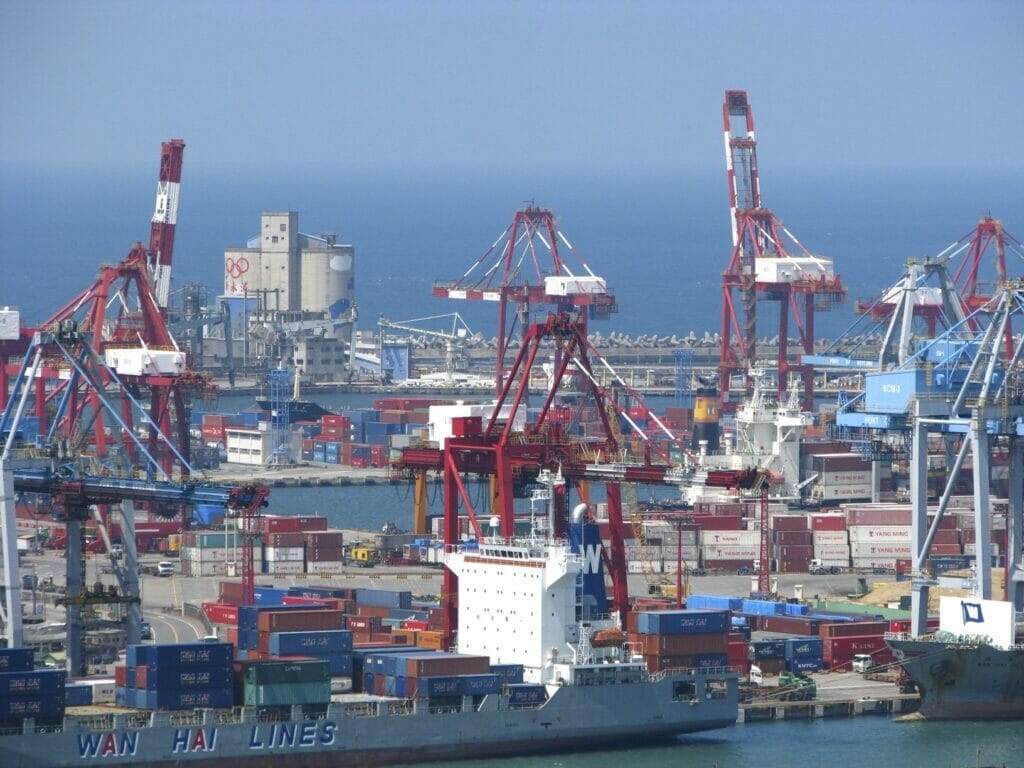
<box><xmin>719</xmin><ymin>91</ymin><xmax>846</xmax><ymax>412</ymax></box>
<box><xmin>377</xmin><ymin>313</ymin><xmax>475</xmax><ymax>382</ymax></box>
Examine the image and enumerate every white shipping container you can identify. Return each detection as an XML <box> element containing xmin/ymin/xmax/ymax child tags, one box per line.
<box><xmin>88</xmin><ymin>681</ymin><xmax>117</xmax><ymax>704</ymax></box>
<box><xmin>820</xmin><ymin>470</ymin><xmax>872</xmax><ymax>486</ymax></box>
<box><xmin>815</xmin><ymin>482</ymin><xmax>874</xmax><ymax>501</ymax></box>
<box><xmin>850</xmin><ymin>557</ymin><xmax>901</xmax><ymax>570</ymax></box>
<box><xmin>848</xmin><ymin>525</ymin><xmax>912</xmax><ymax>542</ymax></box>
<box><xmin>850</xmin><ymin>541</ymin><xmax>912</xmax><ymax>558</ymax></box>
<box><xmin>812</xmin><ymin>531</ymin><xmax>849</xmax><ymax>545</ymax></box>
<box><xmin>963</xmin><ymin>542</ymin><xmax>1000</xmax><ymax>556</ymax></box>
<box><xmin>814</xmin><ymin>544</ymin><xmax>851</xmax><ymax>559</ymax></box>
<box><xmin>699</xmin><ymin>530</ymin><xmax>760</xmax><ymax>546</ymax></box>
<box><xmin>701</xmin><ymin>545</ymin><xmax>760</xmax><ymax>559</ymax></box>
<box><xmin>263</xmin><ymin>546</ymin><xmax>305</xmax><ymax>561</ymax></box>
<box><xmin>265</xmin><ymin>560</ymin><xmax>305</xmax><ymax>575</ymax></box>
<box><xmin>306</xmin><ymin>561</ymin><xmax>347</xmax><ymax>574</ymax></box>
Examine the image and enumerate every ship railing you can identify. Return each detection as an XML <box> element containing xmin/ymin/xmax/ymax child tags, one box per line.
<box><xmin>648</xmin><ymin>664</ymin><xmax>742</xmax><ymax>683</ymax></box>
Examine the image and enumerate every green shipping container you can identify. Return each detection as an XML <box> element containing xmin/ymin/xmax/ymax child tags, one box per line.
<box><xmin>245</xmin><ymin>660</ymin><xmax>330</xmax><ymax>686</ymax></box>
<box><xmin>244</xmin><ymin>680</ymin><xmax>331</xmax><ymax>706</ymax></box>
<box><xmin>195</xmin><ymin>532</ymin><xmax>241</xmax><ymax>549</ymax></box>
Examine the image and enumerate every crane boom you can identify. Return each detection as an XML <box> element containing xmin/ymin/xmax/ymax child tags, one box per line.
<box><xmin>148</xmin><ymin>139</ymin><xmax>185</xmax><ymax>309</ymax></box>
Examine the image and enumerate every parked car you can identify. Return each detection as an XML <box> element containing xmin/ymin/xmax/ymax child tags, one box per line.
<box><xmin>156</xmin><ymin>561</ymin><xmax>174</xmax><ymax>577</ymax></box>
<box><xmin>139</xmin><ymin>621</ymin><xmax>152</xmax><ymax>640</ymax></box>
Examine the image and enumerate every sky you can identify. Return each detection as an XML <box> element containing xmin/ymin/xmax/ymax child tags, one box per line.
<box><xmin>1</xmin><ymin>0</ymin><xmax>1022</xmax><ymax>170</ymax></box>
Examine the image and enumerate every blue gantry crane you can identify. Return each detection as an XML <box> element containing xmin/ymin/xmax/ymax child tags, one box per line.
<box><xmin>835</xmin><ymin>281</ymin><xmax>1024</xmax><ymax>635</ymax></box>
<box><xmin>0</xmin><ymin>322</ymin><xmax>268</xmax><ymax>674</ymax></box>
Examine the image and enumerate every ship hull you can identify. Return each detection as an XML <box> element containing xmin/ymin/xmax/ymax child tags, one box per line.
<box><xmin>255</xmin><ymin>399</ymin><xmax>333</xmax><ymax>423</ymax></box>
<box><xmin>0</xmin><ymin>671</ymin><xmax>739</xmax><ymax>768</ymax></box>
<box><xmin>887</xmin><ymin>637</ymin><xmax>1024</xmax><ymax>720</ymax></box>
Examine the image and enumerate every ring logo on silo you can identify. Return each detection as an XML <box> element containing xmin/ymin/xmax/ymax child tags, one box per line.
<box><xmin>226</xmin><ymin>257</ymin><xmax>250</xmax><ymax>278</ymax></box>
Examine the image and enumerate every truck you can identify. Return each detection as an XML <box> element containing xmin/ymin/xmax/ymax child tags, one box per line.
<box><xmin>778</xmin><ymin>670</ymin><xmax>816</xmax><ymax>701</ymax></box>
<box><xmin>348</xmin><ymin>546</ymin><xmax>377</xmax><ymax>568</ymax></box>
<box><xmin>852</xmin><ymin>653</ymin><xmax>874</xmax><ymax>673</ymax></box>
<box><xmin>809</xmin><ymin>558</ymin><xmax>841</xmax><ymax>575</ymax></box>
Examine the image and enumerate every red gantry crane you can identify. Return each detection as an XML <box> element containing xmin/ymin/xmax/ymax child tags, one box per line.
<box><xmin>433</xmin><ymin>206</ymin><xmax>617</xmax><ymax>394</ymax></box>
<box><xmin>719</xmin><ymin>91</ymin><xmax>846</xmax><ymax>411</ymax></box>
<box><xmin>393</xmin><ymin>312</ymin><xmax>761</xmax><ymax>647</ymax></box>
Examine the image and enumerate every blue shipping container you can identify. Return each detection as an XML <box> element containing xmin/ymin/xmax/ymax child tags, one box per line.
<box><xmin>0</xmin><ymin>671</ymin><xmax>67</xmax><ymax>700</ymax></box>
<box><xmin>144</xmin><ymin>687</ymin><xmax>234</xmax><ymax>711</ymax></box>
<box><xmin>507</xmin><ymin>684</ymin><xmax>547</xmax><ymax>705</ymax></box>
<box><xmin>749</xmin><ymin>639</ymin><xmax>787</xmax><ymax>660</ymax></box>
<box><xmin>356</xmin><ymin>588</ymin><xmax>412</xmax><ymax>610</ymax></box>
<box><xmin>0</xmin><ymin>648</ymin><xmax>34</xmax><ymax>672</ymax></box>
<box><xmin>270</xmin><ymin>630</ymin><xmax>353</xmax><ymax>656</ymax></box>
<box><xmin>686</xmin><ymin>595</ymin><xmax>743</xmax><ymax>612</ymax></box>
<box><xmin>125</xmin><ymin>644</ymin><xmax>151</xmax><ymax>667</ymax></box>
<box><xmin>146</xmin><ymin>642</ymin><xmax>233</xmax><ymax>669</ymax></box>
<box><xmin>415</xmin><ymin>676</ymin><xmax>462</xmax><ymax>698</ymax></box>
<box><xmin>784</xmin><ymin>637</ymin><xmax>824</xmax><ymax>660</ymax></box>
<box><xmin>489</xmin><ymin>664</ymin><xmax>525</xmax><ymax>685</ymax></box>
<box><xmin>461</xmin><ymin>673</ymin><xmax>501</xmax><ymax>695</ymax></box>
<box><xmin>0</xmin><ymin>694</ymin><xmax>65</xmax><ymax>718</ymax></box>
<box><xmin>788</xmin><ymin>658</ymin><xmax>824</xmax><ymax>673</ymax></box>
<box><xmin>636</xmin><ymin>610</ymin><xmax>729</xmax><ymax>635</ymax></box>
<box><xmin>65</xmin><ymin>683</ymin><xmax>94</xmax><ymax>707</ymax></box>
<box><xmin>144</xmin><ymin>666</ymin><xmax>233</xmax><ymax>690</ymax></box>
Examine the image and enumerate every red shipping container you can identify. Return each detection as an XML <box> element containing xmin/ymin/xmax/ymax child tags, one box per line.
<box><xmin>264</xmin><ymin>532</ymin><xmax>306</xmax><ymax>547</ymax></box>
<box><xmin>135</xmin><ymin>666</ymin><xmax>148</xmax><ymax>689</ymax></box>
<box><xmin>296</xmin><ymin>516</ymin><xmax>328</xmax><ymax>532</ymax></box>
<box><xmin>627</xmin><ymin>632</ymin><xmax>728</xmax><ymax>656</ymax></box>
<box><xmin>774</xmin><ymin>531</ymin><xmax>813</xmax><ymax>545</ymax></box>
<box><xmin>203</xmin><ymin>601</ymin><xmax>239</xmax><ymax>626</ymax></box>
<box><xmin>770</xmin><ymin>515</ymin><xmax>809</xmax><ymax>531</ymax></box>
<box><xmin>759</xmin><ymin>616</ymin><xmax>822</xmax><ymax>635</ymax></box>
<box><xmin>281</xmin><ymin>596</ymin><xmax>343</xmax><ymax>609</ymax></box>
<box><xmin>260</xmin><ymin>516</ymin><xmax>302</xmax><ymax>533</ymax></box>
<box><xmin>218</xmin><ymin>580</ymin><xmax>245</xmax><ymax>604</ymax></box>
<box><xmin>929</xmin><ymin>543</ymin><xmax>963</xmax><ymax>555</ymax></box>
<box><xmin>346</xmin><ymin>616</ymin><xmax>383</xmax><ymax>632</ymax></box>
<box><xmin>356</xmin><ymin>605</ymin><xmax>392</xmax><ymax>619</ymax></box>
<box><xmin>776</xmin><ymin>545</ymin><xmax>814</xmax><ymax>559</ymax></box>
<box><xmin>405</xmin><ymin>655</ymin><xmax>490</xmax><ymax>678</ymax></box>
<box><xmin>932</xmin><ymin>529</ymin><xmax>960</xmax><ymax>546</ymax></box>
<box><xmin>256</xmin><ymin>609</ymin><xmax>345</xmax><ymax>633</ymax></box>
<box><xmin>822</xmin><ymin>635</ymin><xmax>887</xmax><ymax>660</ymax></box>
<box><xmin>775</xmin><ymin>559</ymin><xmax>812</xmax><ymax>574</ymax></box>
<box><xmin>820</xmin><ymin>621</ymin><xmax>889</xmax><ymax>639</ymax></box>
<box><xmin>693</xmin><ymin>515</ymin><xmax>743</xmax><ymax>530</ymax></box>
<box><xmin>889</xmin><ymin>619</ymin><xmax>912</xmax><ymax>633</ymax></box>
<box><xmin>810</xmin><ymin>514</ymin><xmax>847</xmax><ymax>531</ymax></box>
<box><xmin>115</xmin><ymin>665</ymin><xmax>127</xmax><ymax>686</ymax></box>
<box><xmin>305</xmin><ymin>531</ymin><xmax>344</xmax><ymax>547</ymax></box>
<box><xmin>403</xmin><ymin>619</ymin><xmax>429</xmax><ymax>631</ymax></box>
<box><xmin>307</xmin><ymin>549</ymin><xmax>345</xmax><ymax>562</ymax></box>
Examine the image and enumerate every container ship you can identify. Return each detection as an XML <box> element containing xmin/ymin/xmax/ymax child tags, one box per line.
<box><xmin>886</xmin><ymin>596</ymin><xmax>1024</xmax><ymax>720</ymax></box>
<box><xmin>0</xmin><ymin>531</ymin><xmax>739</xmax><ymax>767</ymax></box>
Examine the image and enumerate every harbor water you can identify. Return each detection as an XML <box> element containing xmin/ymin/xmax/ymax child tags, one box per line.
<box><xmin>390</xmin><ymin>718</ymin><xmax>1022</xmax><ymax>768</ymax></box>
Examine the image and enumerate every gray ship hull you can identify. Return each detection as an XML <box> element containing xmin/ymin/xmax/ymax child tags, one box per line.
<box><xmin>0</xmin><ymin>670</ymin><xmax>739</xmax><ymax>768</ymax></box>
<box><xmin>887</xmin><ymin>636</ymin><xmax>1024</xmax><ymax>720</ymax></box>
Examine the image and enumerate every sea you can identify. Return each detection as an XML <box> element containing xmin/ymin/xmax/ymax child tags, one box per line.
<box><xmin>3</xmin><ymin>163</ymin><xmax>1024</xmax><ymax>764</ymax></box>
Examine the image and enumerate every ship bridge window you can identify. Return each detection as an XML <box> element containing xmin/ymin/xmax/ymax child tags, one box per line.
<box><xmin>672</xmin><ymin>681</ymin><xmax>697</xmax><ymax>701</ymax></box>
<box><xmin>706</xmin><ymin>679</ymin><xmax>728</xmax><ymax>699</ymax></box>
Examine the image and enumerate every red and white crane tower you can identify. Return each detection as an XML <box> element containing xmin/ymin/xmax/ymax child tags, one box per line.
<box><xmin>432</xmin><ymin>206</ymin><xmax>617</xmax><ymax>394</ymax></box>
<box><xmin>147</xmin><ymin>139</ymin><xmax>185</xmax><ymax>310</ymax></box>
<box><xmin>719</xmin><ymin>91</ymin><xmax>846</xmax><ymax>411</ymax></box>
